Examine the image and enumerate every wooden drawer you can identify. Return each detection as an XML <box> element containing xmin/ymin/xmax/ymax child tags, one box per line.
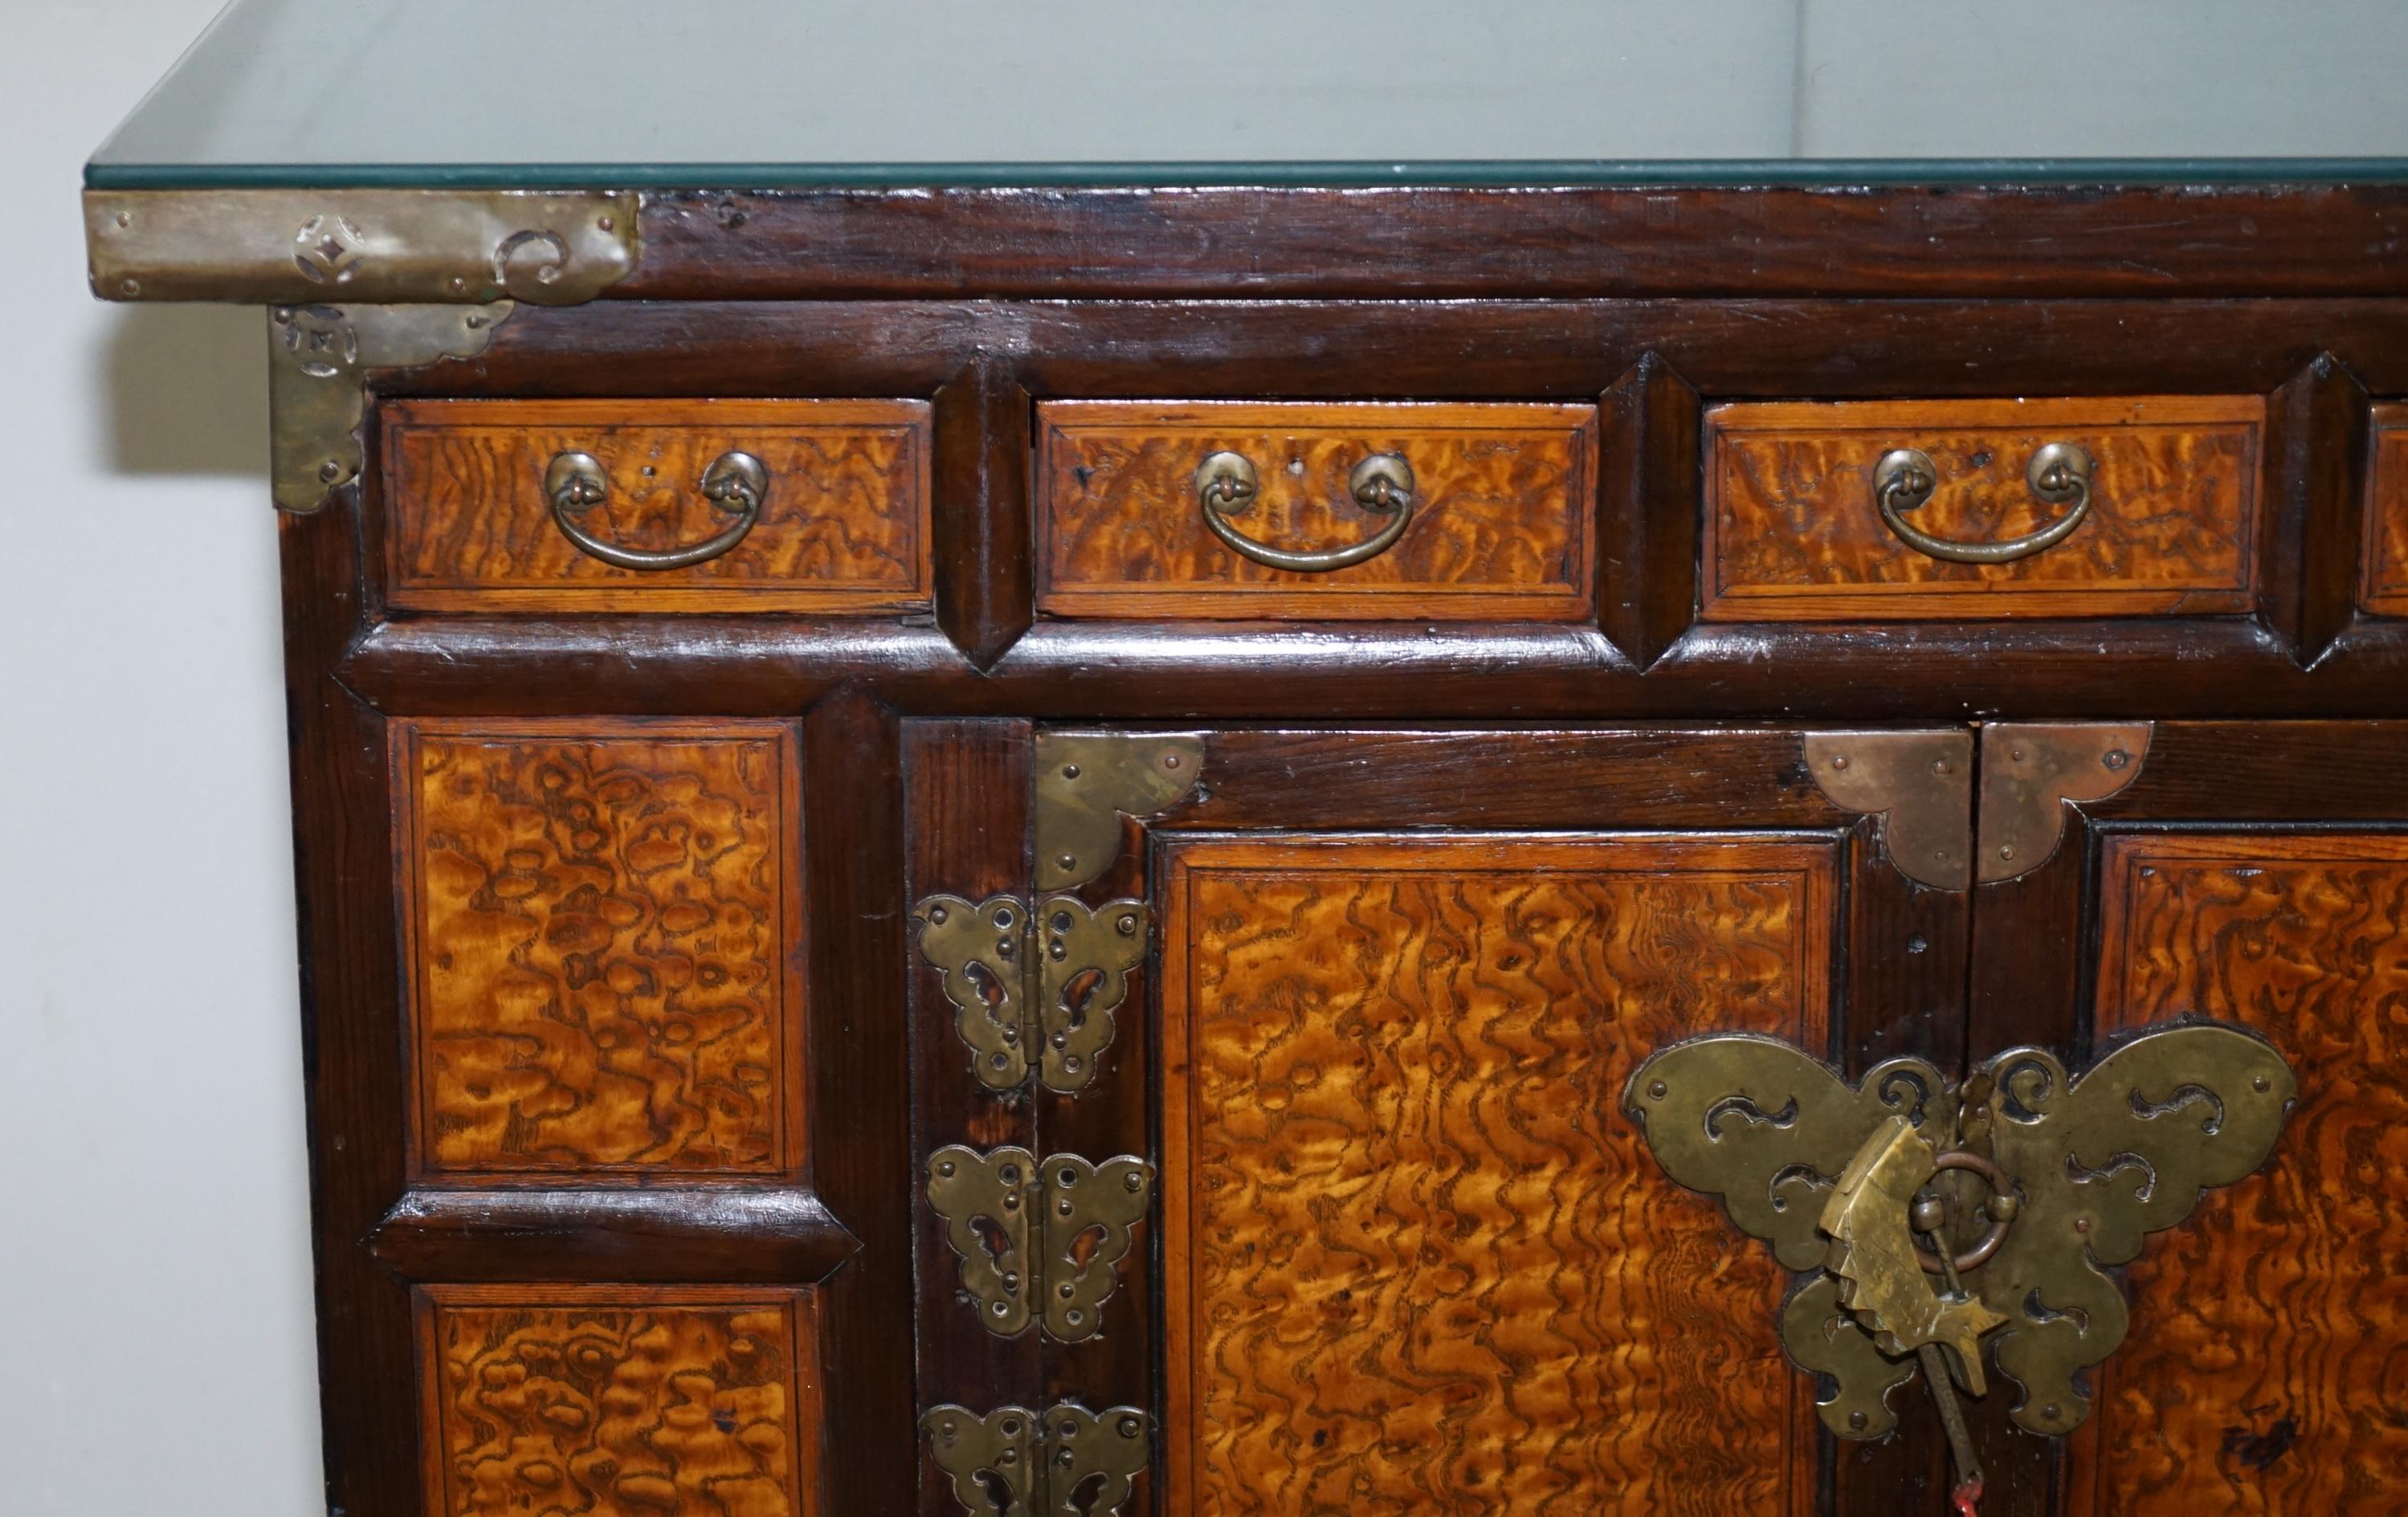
<box><xmin>1702</xmin><ymin>396</ymin><xmax>2264</xmax><ymax>622</ymax></box>
<box><xmin>383</xmin><ymin>398</ymin><xmax>931</xmax><ymax>613</ymax></box>
<box><xmin>1036</xmin><ymin>401</ymin><xmax>1598</xmax><ymax>619</ymax></box>
<box><xmin>417</xmin><ymin>1285</ymin><xmax>825</xmax><ymax>1517</ymax></box>
<box><xmin>2365</xmin><ymin>402</ymin><xmax>2408</xmax><ymax>616</ymax></box>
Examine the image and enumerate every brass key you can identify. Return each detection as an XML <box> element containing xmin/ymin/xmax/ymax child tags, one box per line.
<box><xmin>1821</xmin><ymin>1116</ymin><xmax>2008</xmax><ymax>1515</ymax></box>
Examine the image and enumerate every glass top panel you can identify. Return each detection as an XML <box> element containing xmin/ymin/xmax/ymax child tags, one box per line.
<box><xmin>91</xmin><ymin>0</ymin><xmax>2408</xmax><ymax>188</ymax></box>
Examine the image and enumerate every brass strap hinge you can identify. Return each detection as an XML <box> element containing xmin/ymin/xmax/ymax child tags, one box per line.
<box><xmin>915</xmin><ymin>733</ymin><xmax>1202</xmax><ymax>1094</ymax></box>
<box><xmin>1802</xmin><ymin>724</ymin><xmax>2153</xmax><ymax>890</ymax></box>
<box><xmin>928</xmin><ymin>1144</ymin><xmax>1154</xmax><ymax>1342</ymax></box>
<box><xmin>924</xmin><ymin>1402</ymin><xmax>1151</xmax><ymax>1517</ymax></box>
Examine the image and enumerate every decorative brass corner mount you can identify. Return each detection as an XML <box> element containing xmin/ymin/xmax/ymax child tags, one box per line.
<box><xmin>1803</xmin><ymin>730</ymin><xmax>1975</xmax><ymax>890</ymax></box>
<box><xmin>1035</xmin><ymin>731</ymin><xmax>1204</xmax><ymax>891</ymax></box>
<box><xmin>89</xmin><ymin>189</ymin><xmax>642</xmax><ymax>515</ymax></box>
<box><xmin>267</xmin><ymin>303</ymin><xmax>509</xmax><ymax>514</ymax></box>
<box><xmin>916</xmin><ymin>733</ymin><xmax>1203</xmax><ymax>1094</ymax></box>
<box><xmin>1625</xmin><ymin>1023</ymin><xmax>2295</xmax><ymax>1444</ymax></box>
<box><xmin>924</xmin><ymin>1401</ymin><xmax>1151</xmax><ymax>1517</ymax></box>
<box><xmin>927</xmin><ymin>1144</ymin><xmax>1154</xmax><ymax>1342</ymax></box>
<box><xmin>1977</xmin><ymin>723</ymin><xmax>2151</xmax><ymax>883</ymax></box>
<box><xmin>87</xmin><ymin>188</ymin><xmax>638</xmax><ymax>305</ymax></box>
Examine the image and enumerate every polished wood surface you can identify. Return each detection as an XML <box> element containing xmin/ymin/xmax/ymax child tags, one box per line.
<box><xmin>1702</xmin><ymin>397</ymin><xmax>2263</xmax><ymax>621</ymax></box>
<box><xmin>1035</xmin><ymin>401</ymin><xmax>1597</xmax><ymax>619</ymax></box>
<box><xmin>395</xmin><ymin>720</ymin><xmax>802</xmax><ymax>1178</ymax></box>
<box><xmin>2365</xmin><ymin>404</ymin><xmax>2408</xmax><ymax>615</ymax></box>
<box><xmin>246</xmin><ymin>184</ymin><xmax>2408</xmax><ymax>1517</ymax></box>
<box><xmin>1159</xmin><ymin>834</ymin><xmax>1834</xmax><ymax>1517</ymax></box>
<box><xmin>384</xmin><ymin>398</ymin><xmax>930</xmax><ymax>613</ymax></box>
<box><xmin>626</xmin><ymin>186</ymin><xmax>2408</xmax><ymax>300</ymax></box>
<box><xmin>2080</xmin><ymin>832</ymin><xmax>2408</xmax><ymax>1516</ymax></box>
<box><xmin>417</xmin><ymin>1285</ymin><xmax>822</xmax><ymax>1517</ymax></box>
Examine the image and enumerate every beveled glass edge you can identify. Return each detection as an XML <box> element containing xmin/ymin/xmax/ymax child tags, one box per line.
<box><xmin>84</xmin><ymin>157</ymin><xmax>2408</xmax><ymax>191</ymax></box>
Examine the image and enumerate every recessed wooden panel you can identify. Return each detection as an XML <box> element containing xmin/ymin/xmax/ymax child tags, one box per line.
<box><xmin>418</xmin><ymin>1286</ymin><xmax>822</xmax><ymax>1517</ymax></box>
<box><xmin>2079</xmin><ymin>833</ymin><xmax>2408</xmax><ymax>1516</ymax></box>
<box><xmin>1035</xmin><ymin>401</ymin><xmax>1598</xmax><ymax>619</ymax></box>
<box><xmin>384</xmin><ymin>398</ymin><xmax>931</xmax><ymax>613</ymax></box>
<box><xmin>396</xmin><ymin>720</ymin><xmax>801</xmax><ymax>1180</ymax></box>
<box><xmin>1702</xmin><ymin>396</ymin><xmax>2263</xmax><ymax>621</ymax></box>
<box><xmin>1160</xmin><ymin>834</ymin><xmax>1832</xmax><ymax>1517</ymax></box>
<box><xmin>2363</xmin><ymin>403</ymin><xmax>2408</xmax><ymax>615</ymax></box>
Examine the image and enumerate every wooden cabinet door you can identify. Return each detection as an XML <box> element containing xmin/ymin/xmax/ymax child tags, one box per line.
<box><xmin>1969</xmin><ymin>722</ymin><xmax>2408</xmax><ymax>1517</ymax></box>
<box><xmin>907</xmin><ymin>724</ymin><xmax>1975</xmax><ymax>1517</ymax></box>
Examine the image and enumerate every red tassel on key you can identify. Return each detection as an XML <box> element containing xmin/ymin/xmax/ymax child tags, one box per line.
<box><xmin>1952</xmin><ymin>1478</ymin><xmax>1984</xmax><ymax>1517</ymax></box>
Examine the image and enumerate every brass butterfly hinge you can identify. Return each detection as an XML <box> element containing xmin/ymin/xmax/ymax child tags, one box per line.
<box><xmin>915</xmin><ymin>732</ymin><xmax>1202</xmax><ymax>1094</ymax></box>
<box><xmin>924</xmin><ymin>1401</ymin><xmax>1152</xmax><ymax>1517</ymax></box>
<box><xmin>1625</xmin><ymin>1025</ymin><xmax>2294</xmax><ymax>1462</ymax></box>
<box><xmin>927</xmin><ymin>1144</ymin><xmax>1153</xmax><ymax>1341</ymax></box>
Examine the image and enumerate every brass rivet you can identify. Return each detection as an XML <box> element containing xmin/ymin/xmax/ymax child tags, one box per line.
<box><xmin>115</xmin><ymin>210</ymin><xmax>131</xmax><ymax>228</ymax></box>
<box><xmin>1062</xmin><ymin>764</ymin><xmax>1080</xmax><ymax>779</ymax></box>
<box><xmin>2253</xmin><ymin>1075</ymin><xmax>2271</xmax><ymax>1092</ymax></box>
<box><xmin>928</xmin><ymin>905</ymin><xmax>949</xmax><ymax>925</ymax></box>
<box><xmin>120</xmin><ymin>278</ymin><xmax>140</xmax><ymax>296</ymax></box>
<box><xmin>2104</xmin><ymin>749</ymin><xmax>2131</xmax><ymax>770</ymax></box>
<box><xmin>1830</xmin><ymin>754</ymin><xmax>1851</xmax><ymax>770</ymax></box>
<box><xmin>1124</xmin><ymin>1171</ymin><xmax>1144</xmax><ymax>1191</ymax></box>
<box><xmin>1932</xmin><ymin>760</ymin><xmax>1951</xmax><ymax>775</ymax></box>
<box><xmin>937</xmin><ymin>1160</ymin><xmax>956</xmax><ymax>1177</ymax></box>
<box><xmin>598</xmin><ymin>214</ymin><xmax>615</xmax><ymax>231</ymax></box>
<box><xmin>1164</xmin><ymin>753</ymin><xmax>1182</xmax><ymax>769</ymax></box>
<box><xmin>317</xmin><ymin>459</ymin><xmax>344</xmax><ymax>483</ymax></box>
<box><xmin>1998</xmin><ymin>845</ymin><xmax>2015</xmax><ymax>861</ymax></box>
<box><xmin>1057</xmin><ymin>852</ymin><xmax>1077</xmax><ymax>871</ymax></box>
<box><xmin>2074</xmin><ymin>1217</ymin><xmax>2090</xmax><ymax>1233</ymax></box>
<box><xmin>2043</xmin><ymin>1403</ymin><xmax>2062</xmax><ymax>1421</ymax></box>
<box><xmin>1648</xmin><ymin>1079</ymin><xmax>1668</xmax><ymax>1099</ymax></box>
<box><xmin>1848</xmin><ymin>1410</ymin><xmax>1868</xmax><ymax>1430</ymax></box>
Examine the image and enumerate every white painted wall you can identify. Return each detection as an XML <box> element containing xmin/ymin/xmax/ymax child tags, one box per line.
<box><xmin>3</xmin><ymin>2</ymin><xmax>2401</xmax><ymax>1512</ymax></box>
<box><xmin>0</xmin><ymin>4</ymin><xmax>320</xmax><ymax>1514</ymax></box>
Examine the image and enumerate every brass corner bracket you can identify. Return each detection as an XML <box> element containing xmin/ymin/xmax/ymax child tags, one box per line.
<box><xmin>927</xmin><ymin>1144</ymin><xmax>1154</xmax><ymax>1342</ymax></box>
<box><xmin>1625</xmin><ymin>1023</ymin><xmax>2294</xmax><ymax>1447</ymax></box>
<box><xmin>1803</xmin><ymin>724</ymin><xmax>2153</xmax><ymax>891</ymax></box>
<box><xmin>925</xmin><ymin>1401</ymin><xmax>1151</xmax><ymax>1517</ymax></box>
<box><xmin>1804</xmin><ymin>730</ymin><xmax>1975</xmax><ymax>890</ymax></box>
<box><xmin>1976</xmin><ymin>723</ymin><xmax>2150</xmax><ymax>883</ymax></box>
<box><xmin>916</xmin><ymin>733</ymin><xmax>1204</xmax><ymax>1094</ymax></box>
<box><xmin>88</xmin><ymin>189</ymin><xmax>643</xmax><ymax>515</ymax></box>
<box><xmin>87</xmin><ymin>188</ymin><xmax>639</xmax><ymax>305</ymax></box>
<box><xmin>267</xmin><ymin>303</ymin><xmax>507</xmax><ymax>514</ymax></box>
<box><xmin>1034</xmin><ymin>731</ymin><xmax>1205</xmax><ymax>891</ymax></box>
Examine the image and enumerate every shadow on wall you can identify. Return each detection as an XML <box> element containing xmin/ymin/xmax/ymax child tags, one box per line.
<box><xmin>104</xmin><ymin>303</ymin><xmax>269</xmax><ymax>480</ymax></box>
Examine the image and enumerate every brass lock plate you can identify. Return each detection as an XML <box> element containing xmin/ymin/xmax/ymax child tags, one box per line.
<box><xmin>1626</xmin><ymin>1023</ymin><xmax>2294</xmax><ymax>1437</ymax></box>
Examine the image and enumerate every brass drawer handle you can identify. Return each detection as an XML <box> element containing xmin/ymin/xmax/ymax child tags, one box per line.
<box><xmin>1873</xmin><ymin>442</ymin><xmax>2094</xmax><ymax>565</ymax></box>
<box><xmin>545</xmin><ymin>448</ymin><xmax>768</xmax><ymax>570</ymax></box>
<box><xmin>1194</xmin><ymin>450</ymin><xmax>1417</xmax><ymax>573</ymax></box>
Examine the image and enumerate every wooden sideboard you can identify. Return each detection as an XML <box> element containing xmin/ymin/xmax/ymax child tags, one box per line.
<box><xmin>85</xmin><ymin>177</ymin><xmax>2408</xmax><ymax>1517</ymax></box>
